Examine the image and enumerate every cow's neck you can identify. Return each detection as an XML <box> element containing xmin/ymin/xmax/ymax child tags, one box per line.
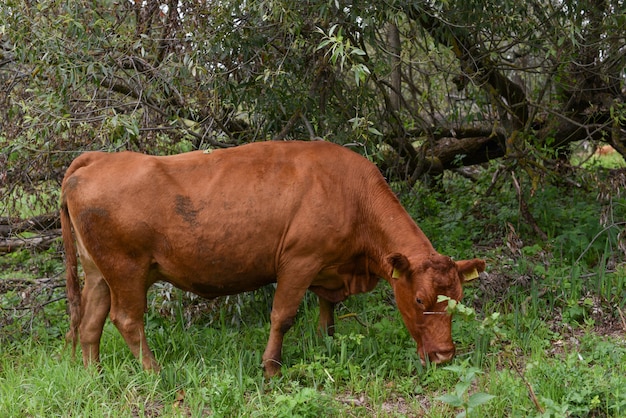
<box><xmin>361</xmin><ymin>193</ymin><xmax>435</xmax><ymax>279</ymax></box>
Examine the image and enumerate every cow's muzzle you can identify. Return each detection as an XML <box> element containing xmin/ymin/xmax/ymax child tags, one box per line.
<box><xmin>419</xmin><ymin>347</ymin><xmax>455</xmax><ymax>366</ymax></box>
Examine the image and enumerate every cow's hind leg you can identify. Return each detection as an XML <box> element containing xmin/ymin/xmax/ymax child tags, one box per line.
<box><xmin>78</xmin><ymin>259</ymin><xmax>111</xmax><ymax>367</ymax></box>
<box><xmin>103</xmin><ymin>260</ymin><xmax>159</xmax><ymax>372</ymax></box>
<box><xmin>109</xmin><ymin>300</ymin><xmax>159</xmax><ymax>371</ymax></box>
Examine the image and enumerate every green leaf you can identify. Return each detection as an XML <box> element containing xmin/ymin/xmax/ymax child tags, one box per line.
<box><xmin>454</xmin><ymin>380</ymin><xmax>472</xmax><ymax>397</ymax></box>
<box><xmin>442</xmin><ymin>364</ymin><xmax>466</xmax><ymax>374</ymax></box>
<box><xmin>352</xmin><ymin>63</ymin><xmax>370</xmax><ymax>86</ymax></box>
<box><xmin>367</xmin><ymin>127</ymin><xmax>383</xmax><ymax>136</ymax></box>
<box><xmin>316</xmin><ymin>39</ymin><xmax>332</xmax><ymax>50</ymax></box>
<box><xmin>436</xmin><ymin>393</ymin><xmax>464</xmax><ymax>408</ymax></box>
<box><xmin>467</xmin><ymin>392</ymin><xmax>496</xmax><ymax>408</ymax></box>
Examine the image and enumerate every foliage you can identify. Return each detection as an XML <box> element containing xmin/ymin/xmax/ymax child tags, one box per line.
<box><xmin>527</xmin><ymin>338</ymin><xmax>626</xmax><ymax>417</ymax></box>
<box><xmin>2</xmin><ymin>0</ymin><xmax>625</xmax><ymax>217</ymax></box>
<box><xmin>436</xmin><ymin>362</ymin><xmax>495</xmax><ymax>418</ymax></box>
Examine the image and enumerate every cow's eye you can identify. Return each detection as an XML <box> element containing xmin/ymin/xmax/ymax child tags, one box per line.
<box><xmin>416</xmin><ymin>297</ymin><xmax>423</xmax><ymax>306</ymax></box>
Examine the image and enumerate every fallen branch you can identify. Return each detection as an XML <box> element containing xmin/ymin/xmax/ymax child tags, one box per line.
<box><xmin>0</xmin><ymin>276</ymin><xmax>64</xmax><ymax>292</ymax></box>
<box><xmin>0</xmin><ymin>231</ymin><xmax>61</xmax><ymax>253</ymax></box>
<box><xmin>337</xmin><ymin>312</ymin><xmax>369</xmax><ymax>328</ymax></box>
<box><xmin>510</xmin><ymin>359</ymin><xmax>545</xmax><ymax>414</ymax></box>
<box><xmin>0</xmin><ymin>213</ymin><xmax>61</xmax><ymax>237</ymax></box>
<box><xmin>616</xmin><ymin>305</ymin><xmax>626</xmax><ymax>332</ymax></box>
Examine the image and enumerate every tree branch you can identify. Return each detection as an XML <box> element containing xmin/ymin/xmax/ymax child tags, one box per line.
<box><xmin>405</xmin><ymin>4</ymin><xmax>529</xmax><ymax>127</ymax></box>
<box><xmin>0</xmin><ymin>213</ymin><xmax>61</xmax><ymax>237</ymax></box>
<box><xmin>0</xmin><ymin>232</ymin><xmax>61</xmax><ymax>254</ymax></box>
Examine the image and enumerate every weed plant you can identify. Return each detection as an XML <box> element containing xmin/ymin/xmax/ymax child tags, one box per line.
<box><xmin>2</xmin><ymin>162</ymin><xmax>626</xmax><ymax>416</ymax></box>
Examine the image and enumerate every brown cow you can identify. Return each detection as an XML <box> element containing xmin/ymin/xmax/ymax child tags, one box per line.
<box><xmin>60</xmin><ymin>140</ymin><xmax>485</xmax><ymax>377</ymax></box>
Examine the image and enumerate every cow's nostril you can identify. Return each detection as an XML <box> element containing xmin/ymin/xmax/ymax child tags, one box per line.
<box><xmin>417</xmin><ymin>347</ymin><xmax>455</xmax><ymax>365</ymax></box>
<box><xmin>432</xmin><ymin>349</ymin><xmax>455</xmax><ymax>364</ymax></box>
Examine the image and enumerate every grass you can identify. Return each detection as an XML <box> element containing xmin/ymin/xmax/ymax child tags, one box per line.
<box><xmin>571</xmin><ymin>145</ymin><xmax>626</xmax><ymax>170</ymax></box>
<box><xmin>0</xmin><ymin>287</ymin><xmax>447</xmax><ymax>416</ymax></box>
<box><xmin>2</xmin><ymin>163</ymin><xmax>626</xmax><ymax>416</ymax></box>
<box><xmin>2</xmin><ymin>275</ymin><xmax>625</xmax><ymax>416</ymax></box>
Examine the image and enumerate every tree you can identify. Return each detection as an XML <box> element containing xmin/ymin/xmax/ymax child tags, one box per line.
<box><xmin>401</xmin><ymin>0</ymin><xmax>625</xmax><ymax>177</ymax></box>
<box><xmin>1</xmin><ymin>0</ymin><xmax>625</xmax><ymax>218</ymax></box>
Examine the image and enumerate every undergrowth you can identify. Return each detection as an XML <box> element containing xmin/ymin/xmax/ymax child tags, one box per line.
<box><xmin>2</xmin><ymin>163</ymin><xmax>626</xmax><ymax>416</ymax></box>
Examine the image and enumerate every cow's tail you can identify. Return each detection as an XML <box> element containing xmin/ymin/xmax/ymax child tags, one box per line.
<box><xmin>61</xmin><ymin>194</ymin><xmax>81</xmax><ymax>357</ymax></box>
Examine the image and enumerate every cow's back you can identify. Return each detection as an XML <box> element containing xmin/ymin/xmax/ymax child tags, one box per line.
<box><xmin>62</xmin><ymin>141</ymin><xmax>381</xmax><ymax>297</ymax></box>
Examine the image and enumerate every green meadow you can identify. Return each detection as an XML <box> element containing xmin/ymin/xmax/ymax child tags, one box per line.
<box><xmin>2</xmin><ymin>163</ymin><xmax>626</xmax><ymax>417</ymax></box>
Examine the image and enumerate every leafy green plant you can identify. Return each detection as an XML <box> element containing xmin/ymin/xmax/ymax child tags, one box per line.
<box><xmin>441</xmin><ymin>295</ymin><xmax>506</xmax><ymax>366</ymax></box>
<box><xmin>436</xmin><ymin>362</ymin><xmax>496</xmax><ymax>417</ymax></box>
<box><xmin>526</xmin><ymin>340</ymin><xmax>626</xmax><ymax>418</ymax></box>
<box><xmin>273</xmin><ymin>385</ymin><xmax>335</xmax><ymax>418</ymax></box>
<box><xmin>315</xmin><ymin>24</ymin><xmax>370</xmax><ymax>86</ymax></box>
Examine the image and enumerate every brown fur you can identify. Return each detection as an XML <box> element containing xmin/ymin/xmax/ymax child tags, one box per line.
<box><xmin>60</xmin><ymin>141</ymin><xmax>485</xmax><ymax>377</ymax></box>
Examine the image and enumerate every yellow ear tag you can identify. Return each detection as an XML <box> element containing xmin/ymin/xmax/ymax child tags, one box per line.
<box><xmin>392</xmin><ymin>268</ymin><xmax>401</xmax><ymax>279</ymax></box>
<box><xmin>463</xmin><ymin>268</ymin><xmax>479</xmax><ymax>282</ymax></box>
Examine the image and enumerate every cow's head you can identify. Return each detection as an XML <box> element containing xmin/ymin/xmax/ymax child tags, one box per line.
<box><xmin>388</xmin><ymin>253</ymin><xmax>485</xmax><ymax>365</ymax></box>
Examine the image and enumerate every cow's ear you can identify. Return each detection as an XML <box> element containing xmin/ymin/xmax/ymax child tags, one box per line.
<box><xmin>456</xmin><ymin>258</ymin><xmax>486</xmax><ymax>283</ymax></box>
<box><xmin>388</xmin><ymin>253</ymin><xmax>410</xmax><ymax>280</ymax></box>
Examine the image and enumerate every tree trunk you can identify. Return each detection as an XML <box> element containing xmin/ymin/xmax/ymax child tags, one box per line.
<box><xmin>387</xmin><ymin>22</ymin><xmax>402</xmax><ymax>111</ymax></box>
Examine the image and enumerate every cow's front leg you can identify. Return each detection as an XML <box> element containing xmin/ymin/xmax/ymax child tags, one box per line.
<box><xmin>262</xmin><ymin>281</ymin><xmax>308</xmax><ymax>378</ymax></box>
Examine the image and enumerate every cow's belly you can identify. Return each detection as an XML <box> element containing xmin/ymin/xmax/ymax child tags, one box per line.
<box><xmin>169</xmin><ymin>272</ymin><xmax>277</xmax><ymax>298</ymax></box>
<box><xmin>152</xmin><ymin>249</ymin><xmax>279</xmax><ymax>299</ymax></box>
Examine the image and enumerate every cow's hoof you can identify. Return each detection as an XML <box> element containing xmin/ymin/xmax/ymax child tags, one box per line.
<box><xmin>262</xmin><ymin>359</ymin><xmax>282</xmax><ymax>378</ymax></box>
